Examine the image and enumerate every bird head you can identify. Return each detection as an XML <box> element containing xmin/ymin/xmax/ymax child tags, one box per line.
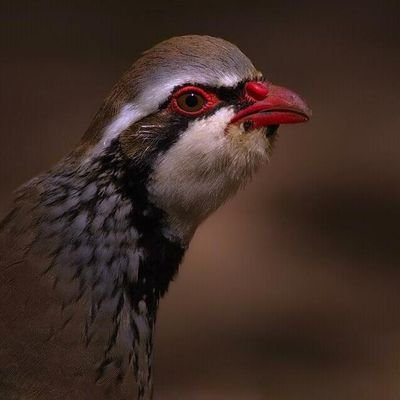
<box><xmin>78</xmin><ymin>35</ymin><xmax>311</xmax><ymax>242</ymax></box>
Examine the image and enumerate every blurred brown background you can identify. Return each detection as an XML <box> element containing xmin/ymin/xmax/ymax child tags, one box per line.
<box><xmin>1</xmin><ymin>1</ymin><xmax>400</xmax><ymax>399</ymax></box>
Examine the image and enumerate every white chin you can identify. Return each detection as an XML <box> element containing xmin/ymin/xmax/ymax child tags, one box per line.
<box><xmin>147</xmin><ymin>108</ymin><xmax>273</xmax><ymax>240</ymax></box>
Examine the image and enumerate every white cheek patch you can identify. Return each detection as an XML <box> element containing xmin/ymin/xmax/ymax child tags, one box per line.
<box><xmin>149</xmin><ymin>107</ymin><xmax>235</xmax><ymax>193</ymax></box>
<box><xmin>148</xmin><ymin>107</ymin><xmax>270</xmax><ymax>239</ymax></box>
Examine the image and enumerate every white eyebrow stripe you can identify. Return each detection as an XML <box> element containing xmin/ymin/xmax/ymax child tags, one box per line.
<box><xmin>97</xmin><ymin>103</ymin><xmax>142</xmax><ymax>155</ymax></box>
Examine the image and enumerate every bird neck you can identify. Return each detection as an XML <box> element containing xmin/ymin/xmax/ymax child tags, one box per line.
<box><xmin>17</xmin><ymin>141</ymin><xmax>188</xmax><ymax>397</ymax></box>
<box><xmin>29</xmin><ymin>140</ymin><xmax>187</xmax><ymax>308</ymax></box>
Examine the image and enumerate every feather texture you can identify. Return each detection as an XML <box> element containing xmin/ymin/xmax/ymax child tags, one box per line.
<box><xmin>0</xmin><ymin>34</ymin><xmax>287</xmax><ymax>400</ymax></box>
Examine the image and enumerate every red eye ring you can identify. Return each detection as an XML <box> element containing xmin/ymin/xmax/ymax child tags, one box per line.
<box><xmin>170</xmin><ymin>86</ymin><xmax>219</xmax><ymax>117</ymax></box>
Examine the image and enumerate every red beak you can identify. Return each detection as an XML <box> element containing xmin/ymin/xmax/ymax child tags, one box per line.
<box><xmin>231</xmin><ymin>81</ymin><xmax>312</xmax><ymax>129</ymax></box>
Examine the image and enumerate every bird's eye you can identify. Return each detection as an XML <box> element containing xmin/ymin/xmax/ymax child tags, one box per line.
<box><xmin>176</xmin><ymin>92</ymin><xmax>205</xmax><ymax>113</ymax></box>
<box><xmin>171</xmin><ymin>86</ymin><xmax>219</xmax><ymax>116</ymax></box>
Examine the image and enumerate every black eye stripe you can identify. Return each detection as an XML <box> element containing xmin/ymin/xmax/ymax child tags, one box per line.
<box><xmin>213</xmin><ymin>82</ymin><xmax>246</xmax><ymax>102</ymax></box>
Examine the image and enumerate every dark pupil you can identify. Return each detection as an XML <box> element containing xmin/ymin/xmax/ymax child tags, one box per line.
<box><xmin>185</xmin><ymin>93</ymin><xmax>199</xmax><ymax>108</ymax></box>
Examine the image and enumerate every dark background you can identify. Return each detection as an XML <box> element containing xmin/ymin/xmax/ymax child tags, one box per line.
<box><xmin>1</xmin><ymin>1</ymin><xmax>400</xmax><ymax>398</ymax></box>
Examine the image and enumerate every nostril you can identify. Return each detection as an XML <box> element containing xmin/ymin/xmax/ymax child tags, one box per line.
<box><xmin>245</xmin><ymin>81</ymin><xmax>269</xmax><ymax>101</ymax></box>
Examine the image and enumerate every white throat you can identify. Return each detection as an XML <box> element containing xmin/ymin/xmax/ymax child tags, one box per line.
<box><xmin>147</xmin><ymin>107</ymin><xmax>270</xmax><ymax>241</ymax></box>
